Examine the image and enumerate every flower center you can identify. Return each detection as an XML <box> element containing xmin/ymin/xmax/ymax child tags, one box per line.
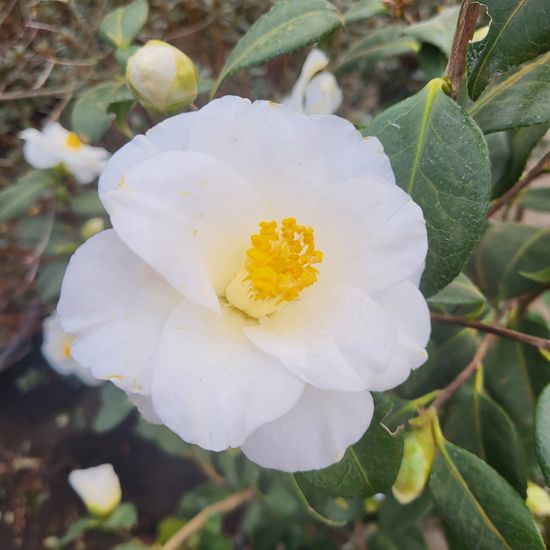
<box><xmin>62</xmin><ymin>336</ymin><xmax>74</xmax><ymax>359</ymax></box>
<box><xmin>225</xmin><ymin>217</ymin><xmax>323</xmax><ymax>319</ymax></box>
<box><xmin>65</xmin><ymin>132</ymin><xmax>83</xmax><ymax>149</ymax></box>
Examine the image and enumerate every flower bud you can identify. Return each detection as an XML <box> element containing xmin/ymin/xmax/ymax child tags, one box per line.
<box><xmin>126</xmin><ymin>40</ymin><xmax>198</xmax><ymax>115</ymax></box>
<box><xmin>392</xmin><ymin>416</ymin><xmax>435</xmax><ymax>504</ymax></box>
<box><xmin>526</xmin><ymin>482</ymin><xmax>550</xmax><ymax>517</ymax></box>
<box><xmin>68</xmin><ymin>464</ymin><xmax>121</xmax><ymax>517</ymax></box>
<box><xmin>81</xmin><ymin>217</ymin><xmax>105</xmax><ymax>241</ymax></box>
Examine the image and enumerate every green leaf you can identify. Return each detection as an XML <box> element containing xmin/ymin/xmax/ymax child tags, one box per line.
<box><xmin>92</xmin><ymin>383</ymin><xmax>134</xmax><ymax>433</ymax></box>
<box><xmin>428</xmin><ymin>273</ymin><xmax>486</xmax><ymax>316</ymax></box>
<box><xmin>338</xmin><ymin>27</ymin><xmax>420</xmax><ymax>71</ymax></box>
<box><xmin>518</xmin><ymin>187</ymin><xmax>550</xmax><ymax>212</ymax></box>
<box><xmin>535</xmin><ymin>383</ymin><xmax>550</xmax><ymax>484</ymax></box>
<box><xmin>444</xmin><ymin>387</ymin><xmax>527</xmax><ymax>496</ymax></box>
<box><xmin>417</xmin><ymin>44</ymin><xmax>448</xmax><ymax>80</ymax></box>
<box><xmin>469</xmin><ymin>51</ymin><xmax>550</xmax><ymax>133</ymax></box>
<box><xmin>71</xmin><ymin>190</ymin><xmax>106</xmax><ymax>216</ymax></box>
<box><xmin>71</xmin><ymin>82</ymin><xmax>134</xmax><ymax>143</ymax></box>
<box><xmin>368</xmin><ymin>78</ymin><xmax>491</xmax><ymax>297</ymax></box>
<box><xmin>429</xmin><ymin>441</ymin><xmax>544</xmax><ymax>549</ymax></box>
<box><xmin>57</xmin><ymin>517</ymin><xmax>100</xmax><ymax>546</ymax></box>
<box><xmin>484</xmin><ymin>317</ymin><xmax>550</xmax><ymax>467</ymax></box>
<box><xmin>467</xmin><ymin>0</ymin><xmax>550</xmax><ymax>100</ymax></box>
<box><xmin>134</xmin><ymin>418</ymin><xmax>190</xmax><ymax>456</ymax></box>
<box><xmin>114</xmin><ymin>46</ymin><xmax>140</xmax><ymax>70</ymax></box>
<box><xmin>368</xmin><ymin>525</ymin><xmax>427</xmax><ymax>550</ymax></box>
<box><xmin>490</xmin><ymin>124</ymin><xmax>548</xmax><ymax>198</ymax></box>
<box><xmin>99</xmin><ymin>0</ymin><xmax>148</xmax><ymax>48</ymax></box>
<box><xmin>294</xmin><ymin>393</ymin><xmax>403</xmax><ymax>498</ymax></box>
<box><xmin>378</xmin><ymin>491</ymin><xmax>433</xmax><ymax>532</ymax></box>
<box><xmin>520</xmin><ymin>266</ymin><xmax>550</xmax><ymax>283</ymax></box>
<box><xmin>36</xmin><ymin>260</ymin><xmax>67</xmax><ymax>302</ymax></box>
<box><xmin>344</xmin><ymin>0</ymin><xmax>386</xmax><ymax>24</ymax></box>
<box><xmin>0</xmin><ymin>170</ymin><xmax>57</xmax><ymax>221</ymax></box>
<box><xmin>404</xmin><ymin>6</ymin><xmax>460</xmax><ymax>56</ymax></box>
<box><xmin>472</xmin><ymin>223</ymin><xmax>550</xmax><ymax>300</ymax></box>
<box><xmin>398</xmin><ymin>325</ymin><xmax>480</xmax><ymax>399</ymax></box>
<box><xmin>102</xmin><ymin>502</ymin><xmax>138</xmax><ymax>530</ymax></box>
<box><xmin>212</xmin><ymin>0</ymin><xmax>342</xmax><ymax>96</ymax></box>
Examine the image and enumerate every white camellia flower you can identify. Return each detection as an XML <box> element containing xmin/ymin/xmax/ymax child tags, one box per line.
<box><xmin>19</xmin><ymin>123</ymin><xmax>109</xmax><ymax>184</ymax></box>
<box><xmin>58</xmin><ymin>96</ymin><xmax>430</xmax><ymax>472</ymax></box>
<box><xmin>68</xmin><ymin>464</ymin><xmax>122</xmax><ymax>516</ymax></box>
<box><xmin>41</xmin><ymin>313</ymin><xmax>102</xmax><ymax>387</ymax></box>
<box><xmin>283</xmin><ymin>48</ymin><xmax>343</xmax><ymax>115</ymax></box>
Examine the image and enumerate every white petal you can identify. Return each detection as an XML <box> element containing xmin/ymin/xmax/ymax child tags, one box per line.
<box><xmin>242</xmin><ymin>386</ymin><xmax>374</xmax><ymax>472</ymax></box>
<box><xmin>19</xmin><ymin>128</ymin><xmax>60</xmax><ymax>169</ymax></box>
<box><xmin>68</xmin><ymin>464</ymin><xmax>121</xmax><ymax>516</ymax></box>
<box><xmin>41</xmin><ymin>313</ymin><xmax>102</xmax><ymax>386</ymax></box>
<box><xmin>368</xmin><ymin>281</ymin><xmax>430</xmax><ymax>391</ymax></box>
<box><xmin>245</xmin><ymin>285</ymin><xmax>396</xmax><ymax>392</ymax></box>
<box><xmin>57</xmin><ymin>230</ymin><xmax>179</xmax><ymax>394</ymax></box>
<box><xmin>107</xmin><ymin>150</ymin><xmax>262</xmax><ymax>311</ymax></box>
<box><xmin>298</xmin><ymin>176</ymin><xmax>428</xmax><ymax>295</ymax></box>
<box><xmin>283</xmin><ymin>48</ymin><xmax>329</xmax><ymax>111</ymax></box>
<box><xmin>98</xmin><ymin>135</ymin><xmax>161</xmax><ymax>208</ymax></box>
<box><xmin>127</xmin><ymin>392</ymin><xmax>162</xmax><ymax>424</ymax></box>
<box><xmin>151</xmin><ymin>301</ymin><xmax>305</xmax><ymax>452</ymax></box>
<box><xmin>304</xmin><ymin>71</ymin><xmax>343</xmax><ymax>115</ymax></box>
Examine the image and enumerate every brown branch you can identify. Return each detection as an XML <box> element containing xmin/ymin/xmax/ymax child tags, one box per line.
<box><xmin>445</xmin><ymin>0</ymin><xmax>480</xmax><ymax>99</ymax></box>
<box><xmin>431</xmin><ymin>313</ymin><xmax>550</xmax><ymax>350</ymax></box>
<box><xmin>488</xmin><ymin>150</ymin><xmax>550</xmax><ymax>217</ymax></box>
<box><xmin>162</xmin><ymin>488</ymin><xmax>255</xmax><ymax>550</ymax></box>
<box><xmin>432</xmin><ymin>332</ymin><xmax>494</xmax><ymax>409</ymax></box>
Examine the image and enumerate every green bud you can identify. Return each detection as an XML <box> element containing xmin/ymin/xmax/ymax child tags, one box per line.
<box><xmin>392</xmin><ymin>416</ymin><xmax>435</xmax><ymax>505</ymax></box>
<box><xmin>126</xmin><ymin>40</ymin><xmax>198</xmax><ymax>115</ymax></box>
<box><xmin>81</xmin><ymin>217</ymin><xmax>105</xmax><ymax>241</ymax></box>
<box><xmin>526</xmin><ymin>482</ymin><xmax>550</xmax><ymax>517</ymax></box>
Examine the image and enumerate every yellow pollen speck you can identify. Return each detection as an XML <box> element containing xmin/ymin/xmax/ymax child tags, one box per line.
<box><xmin>62</xmin><ymin>337</ymin><xmax>73</xmax><ymax>359</ymax></box>
<box><xmin>225</xmin><ymin>218</ymin><xmax>323</xmax><ymax>318</ymax></box>
<box><xmin>118</xmin><ymin>177</ymin><xmax>126</xmax><ymax>189</ymax></box>
<box><xmin>65</xmin><ymin>132</ymin><xmax>83</xmax><ymax>149</ymax></box>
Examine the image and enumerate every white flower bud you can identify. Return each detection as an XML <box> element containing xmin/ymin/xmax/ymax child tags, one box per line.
<box><xmin>126</xmin><ymin>40</ymin><xmax>198</xmax><ymax>115</ymax></box>
<box><xmin>68</xmin><ymin>464</ymin><xmax>122</xmax><ymax>517</ymax></box>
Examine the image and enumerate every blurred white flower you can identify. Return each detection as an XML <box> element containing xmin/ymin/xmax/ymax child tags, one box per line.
<box><xmin>58</xmin><ymin>96</ymin><xmax>429</xmax><ymax>472</ymax></box>
<box><xmin>126</xmin><ymin>40</ymin><xmax>198</xmax><ymax>115</ymax></box>
<box><xmin>41</xmin><ymin>313</ymin><xmax>102</xmax><ymax>386</ymax></box>
<box><xmin>19</xmin><ymin>123</ymin><xmax>109</xmax><ymax>184</ymax></box>
<box><xmin>526</xmin><ymin>482</ymin><xmax>550</xmax><ymax>517</ymax></box>
<box><xmin>283</xmin><ymin>48</ymin><xmax>343</xmax><ymax>115</ymax></box>
<box><xmin>68</xmin><ymin>464</ymin><xmax>121</xmax><ymax>517</ymax></box>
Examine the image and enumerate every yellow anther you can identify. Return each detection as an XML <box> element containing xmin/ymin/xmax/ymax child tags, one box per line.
<box><xmin>62</xmin><ymin>337</ymin><xmax>73</xmax><ymax>359</ymax></box>
<box><xmin>225</xmin><ymin>218</ymin><xmax>323</xmax><ymax>318</ymax></box>
<box><xmin>65</xmin><ymin>132</ymin><xmax>83</xmax><ymax>149</ymax></box>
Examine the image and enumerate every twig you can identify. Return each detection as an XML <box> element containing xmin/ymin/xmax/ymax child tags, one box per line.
<box><xmin>488</xmin><ymin>150</ymin><xmax>550</xmax><ymax>217</ymax></box>
<box><xmin>431</xmin><ymin>313</ymin><xmax>550</xmax><ymax>350</ymax></box>
<box><xmin>186</xmin><ymin>451</ymin><xmax>226</xmax><ymax>486</ymax></box>
<box><xmin>445</xmin><ymin>0</ymin><xmax>480</xmax><ymax>99</ymax></box>
<box><xmin>0</xmin><ymin>86</ymin><xmax>77</xmax><ymax>101</ymax></box>
<box><xmin>432</xmin><ymin>333</ymin><xmax>494</xmax><ymax>409</ymax></box>
<box><xmin>162</xmin><ymin>488</ymin><xmax>255</xmax><ymax>550</ymax></box>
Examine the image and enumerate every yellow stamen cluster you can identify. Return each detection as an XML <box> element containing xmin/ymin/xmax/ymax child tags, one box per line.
<box><xmin>65</xmin><ymin>132</ymin><xmax>83</xmax><ymax>149</ymax></box>
<box><xmin>245</xmin><ymin>218</ymin><xmax>323</xmax><ymax>303</ymax></box>
<box><xmin>62</xmin><ymin>337</ymin><xmax>73</xmax><ymax>359</ymax></box>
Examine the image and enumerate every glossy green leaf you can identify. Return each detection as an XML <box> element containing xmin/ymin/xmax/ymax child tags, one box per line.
<box><xmin>368</xmin><ymin>525</ymin><xmax>427</xmax><ymax>550</ymax></box>
<box><xmin>428</xmin><ymin>273</ymin><xmax>486</xmax><ymax>315</ymax></box>
<box><xmin>535</xmin><ymin>383</ymin><xmax>550</xmax><ymax>484</ymax></box>
<box><xmin>518</xmin><ymin>187</ymin><xmax>550</xmax><ymax>212</ymax></box>
<box><xmin>378</xmin><ymin>491</ymin><xmax>433</xmax><ymax>532</ymax></box>
<box><xmin>344</xmin><ymin>0</ymin><xmax>386</xmax><ymax>24</ymax></box>
<box><xmin>398</xmin><ymin>325</ymin><xmax>480</xmax><ymax>399</ymax></box>
<box><xmin>444</xmin><ymin>387</ymin><xmax>527</xmax><ymax>496</ymax></box>
<box><xmin>467</xmin><ymin>0</ymin><xmax>550</xmax><ymax>100</ymax></box>
<box><xmin>473</xmin><ymin>223</ymin><xmax>550</xmax><ymax>300</ymax></box>
<box><xmin>368</xmin><ymin>78</ymin><xmax>491</xmax><ymax>297</ymax></box>
<box><xmin>469</xmin><ymin>51</ymin><xmax>550</xmax><ymax>133</ymax></box>
<box><xmin>92</xmin><ymin>383</ymin><xmax>134</xmax><ymax>433</ymax></box>
<box><xmin>99</xmin><ymin>0</ymin><xmax>148</xmax><ymax>48</ymax></box>
<box><xmin>294</xmin><ymin>393</ymin><xmax>403</xmax><ymax>498</ymax></box>
<box><xmin>490</xmin><ymin>124</ymin><xmax>548</xmax><ymax>198</ymax></box>
<box><xmin>417</xmin><ymin>44</ymin><xmax>448</xmax><ymax>80</ymax></box>
<box><xmin>0</xmin><ymin>170</ymin><xmax>57</xmax><ymax>221</ymax></box>
<box><xmin>429</xmin><ymin>441</ymin><xmax>544</xmax><ymax>549</ymax></box>
<box><xmin>212</xmin><ymin>0</ymin><xmax>342</xmax><ymax>95</ymax></box>
<box><xmin>103</xmin><ymin>502</ymin><xmax>138</xmax><ymax>530</ymax></box>
<box><xmin>484</xmin><ymin>316</ymin><xmax>550</xmax><ymax>467</ymax></box>
<box><xmin>486</xmin><ymin>132</ymin><xmax>511</xmax><ymax>193</ymax></box>
<box><xmin>520</xmin><ymin>266</ymin><xmax>550</xmax><ymax>283</ymax></box>
<box><xmin>404</xmin><ymin>6</ymin><xmax>460</xmax><ymax>56</ymax></box>
<box><xmin>71</xmin><ymin>82</ymin><xmax>134</xmax><ymax>143</ymax></box>
<box><xmin>338</xmin><ymin>27</ymin><xmax>419</xmax><ymax>71</ymax></box>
